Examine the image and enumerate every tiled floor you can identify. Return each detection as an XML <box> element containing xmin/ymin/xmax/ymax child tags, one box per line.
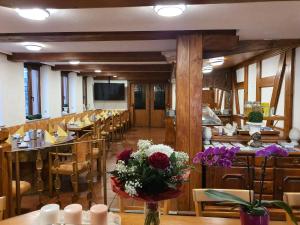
<box><xmin>21</xmin><ymin>127</ymin><xmax>165</xmax><ymax>212</ymax></box>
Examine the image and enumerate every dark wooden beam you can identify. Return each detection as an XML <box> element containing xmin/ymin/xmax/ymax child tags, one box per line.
<box><xmin>53</xmin><ymin>64</ymin><xmax>172</xmax><ymax>72</ymax></box>
<box><xmin>0</xmin><ymin>31</ymin><xmax>238</xmax><ymax>51</ymax></box>
<box><xmin>80</xmin><ymin>72</ymin><xmax>171</xmax><ymax>77</ymax></box>
<box><xmin>7</xmin><ymin>52</ymin><xmax>166</xmax><ymax>62</ymax></box>
<box><xmin>94</xmin><ymin>76</ymin><xmax>169</xmax><ymax>81</ymax></box>
<box><xmin>0</xmin><ymin>0</ymin><xmax>293</xmax><ymax>8</ymax></box>
<box><xmin>204</xmin><ymin>39</ymin><xmax>300</xmax><ymax>58</ymax></box>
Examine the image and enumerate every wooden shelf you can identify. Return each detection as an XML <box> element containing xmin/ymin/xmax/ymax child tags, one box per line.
<box><xmin>234</xmin><ymin>114</ymin><xmax>285</xmax><ymax>121</ymax></box>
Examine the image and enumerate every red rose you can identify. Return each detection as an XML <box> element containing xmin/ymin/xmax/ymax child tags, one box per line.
<box><xmin>116</xmin><ymin>148</ymin><xmax>133</xmax><ymax>163</ymax></box>
<box><xmin>148</xmin><ymin>152</ymin><xmax>170</xmax><ymax>170</ymax></box>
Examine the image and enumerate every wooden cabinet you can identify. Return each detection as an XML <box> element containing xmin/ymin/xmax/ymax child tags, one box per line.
<box><xmin>204</xmin><ymin>154</ymin><xmax>300</xmax><ymax>201</ymax></box>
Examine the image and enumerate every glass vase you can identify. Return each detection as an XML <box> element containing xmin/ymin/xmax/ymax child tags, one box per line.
<box><xmin>144</xmin><ymin>201</ymin><xmax>160</xmax><ymax>225</ymax></box>
<box><xmin>240</xmin><ymin>208</ymin><xmax>270</xmax><ymax>225</ymax></box>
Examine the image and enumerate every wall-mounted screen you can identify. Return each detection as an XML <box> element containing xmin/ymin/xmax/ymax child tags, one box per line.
<box><xmin>94</xmin><ymin>83</ymin><xmax>125</xmax><ymax>101</ymax></box>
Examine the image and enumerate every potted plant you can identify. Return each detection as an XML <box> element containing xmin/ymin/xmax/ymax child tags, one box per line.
<box><xmin>63</xmin><ymin>104</ymin><xmax>69</xmax><ymax>113</ymax></box>
<box><xmin>110</xmin><ymin>140</ymin><xmax>191</xmax><ymax>225</ymax></box>
<box><xmin>193</xmin><ymin>145</ymin><xmax>297</xmax><ymax>225</ymax></box>
<box><xmin>247</xmin><ymin>111</ymin><xmax>264</xmax><ymax>134</ymax></box>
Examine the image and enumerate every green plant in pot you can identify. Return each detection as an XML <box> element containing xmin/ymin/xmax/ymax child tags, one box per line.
<box><xmin>247</xmin><ymin>111</ymin><xmax>264</xmax><ymax>135</ymax></box>
<box><xmin>193</xmin><ymin>145</ymin><xmax>297</xmax><ymax>225</ymax></box>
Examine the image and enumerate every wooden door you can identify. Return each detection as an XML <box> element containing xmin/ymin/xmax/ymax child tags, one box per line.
<box><xmin>150</xmin><ymin>83</ymin><xmax>168</xmax><ymax>128</ymax></box>
<box><xmin>131</xmin><ymin>83</ymin><xmax>150</xmax><ymax>127</ymax></box>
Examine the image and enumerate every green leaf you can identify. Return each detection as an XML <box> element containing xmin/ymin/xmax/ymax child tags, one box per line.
<box><xmin>261</xmin><ymin>200</ymin><xmax>298</xmax><ymax>225</ymax></box>
<box><xmin>205</xmin><ymin>190</ymin><xmax>251</xmax><ymax>208</ymax></box>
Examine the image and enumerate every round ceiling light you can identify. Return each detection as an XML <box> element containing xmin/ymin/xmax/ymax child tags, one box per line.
<box><xmin>69</xmin><ymin>60</ymin><xmax>80</xmax><ymax>65</ymax></box>
<box><xmin>154</xmin><ymin>4</ymin><xmax>186</xmax><ymax>17</ymax></box>
<box><xmin>113</xmin><ymin>75</ymin><xmax>118</xmax><ymax>78</ymax></box>
<box><xmin>23</xmin><ymin>43</ymin><xmax>44</xmax><ymax>51</ymax></box>
<box><xmin>95</xmin><ymin>70</ymin><xmax>102</xmax><ymax>73</ymax></box>
<box><xmin>202</xmin><ymin>64</ymin><xmax>213</xmax><ymax>74</ymax></box>
<box><xmin>209</xmin><ymin>56</ymin><xmax>225</xmax><ymax>66</ymax></box>
<box><xmin>16</xmin><ymin>8</ymin><xmax>50</xmax><ymax>21</ymax></box>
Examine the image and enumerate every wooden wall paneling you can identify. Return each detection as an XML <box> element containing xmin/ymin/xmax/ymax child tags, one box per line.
<box><xmin>283</xmin><ymin>49</ymin><xmax>295</xmax><ymax>137</ymax></box>
<box><xmin>176</xmin><ymin>34</ymin><xmax>203</xmax><ymax>211</ymax></box>
<box><xmin>244</xmin><ymin>65</ymin><xmax>249</xmax><ymax>102</ymax></box>
<box><xmin>267</xmin><ymin>53</ymin><xmax>286</xmax><ymax>127</ymax></box>
<box><xmin>259</xmin><ymin>76</ymin><xmax>275</xmax><ymax>87</ymax></box>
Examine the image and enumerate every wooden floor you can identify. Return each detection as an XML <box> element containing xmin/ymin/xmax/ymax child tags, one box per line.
<box><xmin>21</xmin><ymin>127</ymin><xmax>165</xmax><ymax>212</ymax></box>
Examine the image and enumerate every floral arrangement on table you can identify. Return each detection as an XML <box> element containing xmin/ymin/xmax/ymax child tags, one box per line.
<box><xmin>110</xmin><ymin>140</ymin><xmax>190</xmax><ymax>225</ymax></box>
<box><xmin>193</xmin><ymin>145</ymin><xmax>297</xmax><ymax>225</ymax></box>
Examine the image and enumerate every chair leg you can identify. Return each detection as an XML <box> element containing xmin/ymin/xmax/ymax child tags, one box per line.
<box><xmin>71</xmin><ymin>175</ymin><xmax>79</xmax><ymax>203</ymax></box>
<box><xmin>49</xmin><ymin>172</ymin><xmax>53</xmax><ymax>197</ymax></box>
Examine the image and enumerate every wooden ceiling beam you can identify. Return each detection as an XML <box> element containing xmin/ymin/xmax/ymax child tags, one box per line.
<box><xmin>79</xmin><ymin>72</ymin><xmax>171</xmax><ymax>77</ymax></box>
<box><xmin>204</xmin><ymin>39</ymin><xmax>300</xmax><ymax>58</ymax></box>
<box><xmin>53</xmin><ymin>64</ymin><xmax>172</xmax><ymax>72</ymax></box>
<box><xmin>0</xmin><ymin>31</ymin><xmax>238</xmax><ymax>51</ymax></box>
<box><xmin>7</xmin><ymin>52</ymin><xmax>166</xmax><ymax>62</ymax></box>
<box><xmin>0</xmin><ymin>0</ymin><xmax>292</xmax><ymax>8</ymax></box>
<box><xmin>94</xmin><ymin>76</ymin><xmax>169</xmax><ymax>81</ymax></box>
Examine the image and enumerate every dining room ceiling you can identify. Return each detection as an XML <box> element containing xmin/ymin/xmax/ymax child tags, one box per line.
<box><xmin>0</xmin><ymin>1</ymin><xmax>299</xmax><ymax>79</ymax></box>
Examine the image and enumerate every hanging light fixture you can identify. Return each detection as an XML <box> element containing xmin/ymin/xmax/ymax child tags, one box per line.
<box><xmin>202</xmin><ymin>63</ymin><xmax>213</xmax><ymax>74</ymax></box>
<box><xmin>95</xmin><ymin>70</ymin><xmax>102</xmax><ymax>73</ymax></box>
<box><xmin>154</xmin><ymin>4</ymin><xmax>186</xmax><ymax>17</ymax></box>
<box><xmin>16</xmin><ymin>8</ymin><xmax>50</xmax><ymax>20</ymax></box>
<box><xmin>209</xmin><ymin>56</ymin><xmax>225</xmax><ymax>66</ymax></box>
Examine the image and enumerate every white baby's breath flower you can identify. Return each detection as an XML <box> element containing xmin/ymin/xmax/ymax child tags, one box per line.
<box><xmin>137</xmin><ymin>139</ymin><xmax>152</xmax><ymax>151</ymax></box>
<box><xmin>145</xmin><ymin>144</ymin><xmax>174</xmax><ymax>157</ymax></box>
<box><xmin>175</xmin><ymin>151</ymin><xmax>189</xmax><ymax>165</ymax></box>
<box><xmin>124</xmin><ymin>180</ymin><xmax>142</xmax><ymax>197</ymax></box>
<box><xmin>115</xmin><ymin>160</ymin><xmax>127</xmax><ymax>174</ymax></box>
<box><xmin>131</xmin><ymin>150</ymin><xmax>146</xmax><ymax>162</ymax></box>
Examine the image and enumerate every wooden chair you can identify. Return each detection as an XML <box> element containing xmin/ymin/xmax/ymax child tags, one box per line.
<box><xmin>48</xmin><ymin>132</ymin><xmax>93</xmax><ymax>200</ymax></box>
<box><xmin>283</xmin><ymin>192</ymin><xmax>300</xmax><ymax>225</ymax></box>
<box><xmin>193</xmin><ymin>188</ymin><xmax>254</xmax><ymax>218</ymax></box>
<box><xmin>0</xmin><ymin>196</ymin><xmax>5</xmax><ymax>220</ymax></box>
<box><xmin>118</xmin><ymin>197</ymin><xmax>170</xmax><ymax>215</ymax></box>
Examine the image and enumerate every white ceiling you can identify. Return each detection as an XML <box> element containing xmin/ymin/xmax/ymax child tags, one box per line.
<box><xmin>0</xmin><ymin>1</ymin><xmax>300</xmax><ymax>57</ymax></box>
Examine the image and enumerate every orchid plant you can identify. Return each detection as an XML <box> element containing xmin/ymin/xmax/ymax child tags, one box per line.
<box><xmin>193</xmin><ymin>145</ymin><xmax>297</xmax><ymax>224</ymax></box>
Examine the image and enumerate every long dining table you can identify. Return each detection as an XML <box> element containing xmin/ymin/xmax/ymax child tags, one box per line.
<box><xmin>0</xmin><ymin>211</ymin><xmax>288</xmax><ymax>225</ymax></box>
<box><xmin>0</xmin><ymin>133</ymin><xmax>76</xmax><ymax>217</ymax></box>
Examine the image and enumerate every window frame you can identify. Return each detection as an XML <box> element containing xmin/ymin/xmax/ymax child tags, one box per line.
<box><xmin>61</xmin><ymin>72</ymin><xmax>69</xmax><ymax>112</ymax></box>
<box><xmin>24</xmin><ymin>63</ymin><xmax>41</xmax><ymax>116</ymax></box>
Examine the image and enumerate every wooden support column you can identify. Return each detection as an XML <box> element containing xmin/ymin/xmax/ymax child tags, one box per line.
<box><xmin>176</xmin><ymin>35</ymin><xmax>203</xmax><ymax>211</ymax></box>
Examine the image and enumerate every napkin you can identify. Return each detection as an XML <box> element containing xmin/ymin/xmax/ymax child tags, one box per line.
<box><xmin>84</xmin><ymin>117</ymin><xmax>92</xmax><ymax>125</ymax></box>
<box><xmin>14</xmin><ymin>126</ymin><xmax>24</xmax><ymax>136</ymax></box>
<box><xmin>61</xmin><ymin>119</ymin><xmax>66</xmax><ymax>124</ymax></box>
<box><xmin>44</xmin><ymin>130</ymin><xmax>56</xmax><ymax>144</ymax></box>
<box><xmin>57</xmin><ymin>126</ymin><xmax>68</xmax><ymax>137</ymax></box>
<box><xmin>75</xmin><ymin>119</ymin><xmax>83</xmax><ymax>127</ymax></box>
<box><xmin>68</xmin><ymin>117</ymin><xmax>75</xmax><ymax>124</ymax></box>
<box><xmin>5</xmin><ymin>134</ymin><xmax>11</xmax><ymax>144</ymax></box>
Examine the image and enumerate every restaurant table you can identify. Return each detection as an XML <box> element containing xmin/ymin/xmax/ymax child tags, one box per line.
<box><xmin>0</xmin><ymin>134</ymin><xmax>76</xmax><ymax>217</ymax></box>
<box><xmin>67</xmin><ymin>123</ymin><xmax>93</xmax><ymax>137</ymax></box>
<box><xmin>0</xmin><ymin>211</ymin><xmax>288</xmax><ymax>225</ymax></box>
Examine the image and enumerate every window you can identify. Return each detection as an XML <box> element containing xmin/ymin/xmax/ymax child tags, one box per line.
<box><xmin>61</xmin><ymin>73</ymin><xmax>69</xmax><ymax>112</ymax></box>
<box><xmin>82</xmin><ymin>77</ymin><xmax>87</xmax><ymax>110</ymax></box>
<box><xmin>24</xmin><ymin>64</ymin><xmax>41</xmax><ymax>117</ymax></box>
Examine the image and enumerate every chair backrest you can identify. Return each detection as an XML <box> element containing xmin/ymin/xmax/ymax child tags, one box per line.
<box><xmin>74</xmin><ymin>132</ymin><xmax>92</xmax><ymax>163</ymax></box>
<box><xmin>283</xmin><ymin>192</ymin><xmax>300</xmax><ymax>225</ymax></box>
<box><xmin>0</xmin><ymin>196</ymin><xmax>6</xmax><ymax>221</ymax></box>
<box><xmin>193</xmin><ymin>189</ymin><xmax>254</xmax><ymax>217</ymax></box>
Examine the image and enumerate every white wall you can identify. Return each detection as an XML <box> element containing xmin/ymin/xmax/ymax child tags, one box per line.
<box><xmin>68</xmin><ymin>72</ymin><xmax>84</xmax><ymax>113</ymax></box>
<box><xmin>293</xmin><ymin>48</ymin><xmax>300</xmax><ymax>131</ymax></box>
<box><xmin>40</xmin><ymin>65</ymin><xmax>62</xmax><ymax>118</ymax></box>
<box><xmin>0</xmin><ymin>54</ymin><xmax>25</xmax><ymax>126</ymax></box>
<box><xmin>86</xmin><ymin>77</ymin><xmax>95</xmax><ymax>110</ymax></box>
<box><xmin>94</xmin><ymin>80</ymin><xmax>128</xmax><ymax>110</ymax></box>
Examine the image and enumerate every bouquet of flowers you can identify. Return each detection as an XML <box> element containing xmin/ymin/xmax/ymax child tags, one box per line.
<box><xmin>110</xmin><ymin>140</ymin><xmax>190</xmax><ymax>225</ymax></box>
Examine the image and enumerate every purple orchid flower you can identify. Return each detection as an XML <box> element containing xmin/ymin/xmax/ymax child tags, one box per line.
<box><xmin>193</xmin><ymin>146</ymin><xmax>240</xmax><ymax>168</ymax></box>
<box><xmin>256</xmin><ymin>145</ymin><xmax>288</xmax><ymax>158</ymax></box>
